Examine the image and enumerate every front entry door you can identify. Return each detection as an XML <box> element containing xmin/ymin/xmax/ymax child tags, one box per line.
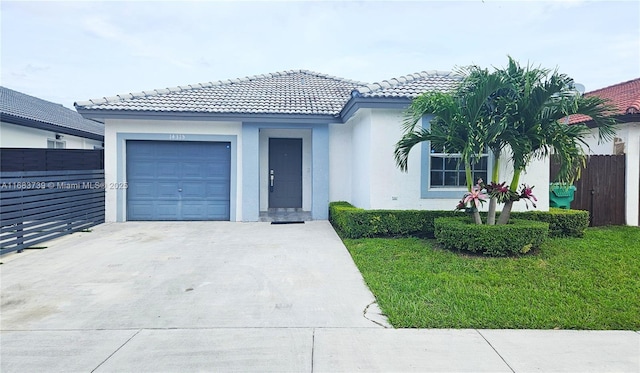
<box><xmin>269</xmin><ymin>138</ymin><xmax>302</xmax><ymax>208</ymax></box>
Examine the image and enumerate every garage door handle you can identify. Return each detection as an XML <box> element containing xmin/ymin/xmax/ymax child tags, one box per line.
<box><xmin>178</xmin><ymin>188</ymin><xmax>183</xmax><ymax>192</ymax></box>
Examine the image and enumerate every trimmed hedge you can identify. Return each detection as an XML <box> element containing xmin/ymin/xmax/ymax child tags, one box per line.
<box><xmin>329</xmin><ymin>202</ymin><xmax>588</xmax><ymax>239</ymax></box>
<box><xmin>329</xmin><ymin>202</ymin><xmax>460</xmax><ymax>239</ymax></box>
<box><xmin>434</xmin><ymin>217</ymin><xmax>549</xmax><ymax>257</ymax></box>
<box><xmin>511</xmin><ymin>208</ymin><xmax>589</xmax><ymax>237</ymax></box>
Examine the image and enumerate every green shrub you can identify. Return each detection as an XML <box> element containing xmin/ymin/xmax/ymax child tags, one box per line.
<box><xmin>329</xmin><ymin>202</ymin><xmax>460</xmax><ymax>239</ymax></box>
<box><xmin>329</xmin><ymin>202</ymin><xmax>588</xmax><ymax>239</ymax></box>
<box><xmin>434</xmin><ymin>217</ymin><xmax>549</xmax><ymax>257</ymax></box>
<box><xmin>511</xmin><ymin>208</ymin><xmax>589</xmax><ymax>237</ymax></box>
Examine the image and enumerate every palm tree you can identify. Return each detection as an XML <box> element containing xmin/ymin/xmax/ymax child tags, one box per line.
<box><xmin>395</xmin><ymin>71</ymin><xmax>509</xmax><ymax>224</ymax></box>
<box><xmin>493</xmin><ymin>57</ymin><xmax>617</xmax><ymax>224</ymax></box>
<box><xmin>395</xmin><ymin>57</ymin><xmax>617</xmax><ymax>226</ymax></box>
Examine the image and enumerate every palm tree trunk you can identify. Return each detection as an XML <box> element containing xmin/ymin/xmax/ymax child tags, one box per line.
<box><xmin>487</xmin><ymin>152</ymin><xmax>500</xmax><ymax>225</ymax></box>
<box><xmin>497</xmin><ymin>200</ymin><xmax>512</xmax><ymax>225</ymax></box>
<box><xmin>498</xmin><ymin>168</ymin><xmax>522</xmax><ymax>225</ymax></box>
<box><xmin>473</xmin><ymin>210</ymin><xmax>482</xmax><ymax>224</ymax></box>
<box><xmin>487</xmin><ymin>197</ymin><xmax>497</xmax><ymax>225</ymax></box>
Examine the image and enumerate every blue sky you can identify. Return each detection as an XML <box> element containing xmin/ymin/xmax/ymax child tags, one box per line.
<box><xmin>2</xmin><ymin>0</ymin><xmax>639</xmax><ymax>108</ymax></box>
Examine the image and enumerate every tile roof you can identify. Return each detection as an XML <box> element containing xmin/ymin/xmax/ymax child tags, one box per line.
<box><xmin>75</xmin><ymin>70</ymin><xmax>367</xmax><ymax>117</ymax></box>
<box><xmin>1</xmin><ymin>86</ymin><xmax>104</xmax><ymax>137</ymax></box>
<box><xmin>352</xmin><ymin>70</ymin><xmax>462</xmax><ymax>98</ymax></box>
<box><xmin>569</xmin><ymin>78</ymin><xmax>640</xmax><ymax>124</ymax></box>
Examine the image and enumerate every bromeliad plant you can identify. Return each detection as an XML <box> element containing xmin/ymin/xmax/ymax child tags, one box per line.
<box><xmin>455</xmin><ymin>181</ymin><xmax>488</xmax><ymax>224</ymax></box>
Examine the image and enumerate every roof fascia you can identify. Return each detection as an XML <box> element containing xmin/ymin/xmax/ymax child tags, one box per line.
<box><xmin>75</xmin><ymin>108</ymin><xmax>343</xmax><ymax>124</ymax></box>
<box><xmin>340</xmin><ymin>97</ymin><xmax>412</xmax><ymax>122</ymax></box>
<box><xmin>0</xmin><ymin>113</ymin><xmax>104</xmax><ymax>141</ymax></box>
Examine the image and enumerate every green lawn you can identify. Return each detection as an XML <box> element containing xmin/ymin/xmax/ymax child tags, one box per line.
<box><xmin>343</xmin><ymin>226</ymin><xmax>640</xmax><ymax>330</ymax></box>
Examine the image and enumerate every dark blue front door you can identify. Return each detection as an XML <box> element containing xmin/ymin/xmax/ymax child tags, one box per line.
<box><xmin>126</xmin><ymin>141</ymin><xmax>231</xmax><ymax>220</ymax></box>
<box><xmin>269</xmin><ymin>138</ymin><xmax>302</xmax><ymax>208</ymax></box>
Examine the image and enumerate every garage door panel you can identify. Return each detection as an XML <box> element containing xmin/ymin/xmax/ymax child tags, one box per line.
<box><xmin>128</xmin><ymin>182</ymin><xmax>155</xmax><ymax>199</ymax></box>
<box><xmin>156</xmin><ymin>201</ymin><xmax>181</xmax><ymax>220</ymax></box>
<box><xmin>157</xmin><ymin>183</ymin><xmax>180</xmax><ymax>198</ymax></box>
<box><xmin>127</xmin><ymin>141</ymin><xmax>231</xmax><ymax>221</ymax></box>
<box><xmin>157</xmin><ymin>162</ymin><xmax>181</xmax><ymax>178</ymax></box>
<box><xmin>181</xmin><ymin>182</ymin><xmax>206</xmax><ymax>198</ymax></box>
<box><xmin>182</xmin><ymin>201</ymin><xmax>230</xmax><ymax>220</ymax></box>
<box><xmin>206</xmin><ymin>183</ymin><xmax>229</xmax><ymax>197</ymax></box>
<box><xmin>127</xmin><ymin>201</ymin><xmax>155</xmax><ymax>220</ymax></box>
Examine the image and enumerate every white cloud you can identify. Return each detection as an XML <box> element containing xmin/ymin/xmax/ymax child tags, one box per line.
<box><xmin>1</xmin><ymin>0</ymin><xmax>638</xmax><ymax>104</ymax></box>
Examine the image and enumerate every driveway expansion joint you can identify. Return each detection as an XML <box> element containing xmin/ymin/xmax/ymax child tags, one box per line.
<box><xmin>476</xmin><ymin>329</ymin><xmax>516</xmax><ymax>373</ymax></box>
<box><xmin>91</xmin><ymin>329</ymin><xmax>141</xmax><ymax>373</ymax></box>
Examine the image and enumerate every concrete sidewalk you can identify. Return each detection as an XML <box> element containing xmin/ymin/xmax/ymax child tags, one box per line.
<box><xmin>2</xmin><ymin>328</ymin><xmax>638</xmax><ymax>372</ymax></box>
<box><xmin>1</xmin><ymin>222</ymin><xmax>639</xmax><ymax>372</ymax></box>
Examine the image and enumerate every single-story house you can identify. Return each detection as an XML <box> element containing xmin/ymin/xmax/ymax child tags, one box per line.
<box><xmin>571</xmin><ymin>78</ymin><xmax>640</xmax><ymax>226</ymax></box>
<box><xmin>0</xmin><ymin>86</ymin><xmax>104</xmax><ymax>149</ymax></box>
<box><xmin>75</xmin><ymin>70</ymin><xmax>548</xmax><ymax>222</ymax></box>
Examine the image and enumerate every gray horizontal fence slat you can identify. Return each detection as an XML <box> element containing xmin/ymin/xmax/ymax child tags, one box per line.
<box><xmin>0</xmin><ymin>203</ymin><xmax>104</xmax><ymax>233</ymax></box>
<box><xmin>0</xmin><ymin>210</ymin><xmax>104</xmax><ymax>244</ymax></box>
<box><xmin>0</xmin><ymin>187</ymin><xmax>103</xmax><ymax>208</ymax></box>
<box><xmin>1</xmin><ymin>169</ymin><xmax>104</xmax><ymax>178</ymax></box>
<box><xmin>1</xmin><ymin>204</ymin><xmax>104</xmax><ymax>238</ymax></box>
<box><xmin>0</xmin><ymin>171</ymin><xmax>105</xmax><ymax>186</ymax></box>
<box><xmin>1</xmin><ymin>198</ymin><xmax>104</xmax><ymax>228</ymax></box>
<box><xmin>1</xmin><ymin>189</ymin><xmax>104</xmax><ymax>215</ymax></box>
<box><xmin>0</xmin><ymin>195</ymin><xmax>104</xmax><ymax>225</ymax></box>
<box><xmin>5</xmin><ymin>211</ymin><xmax>103</xmax><ymax>243</ymax></box>
<box><xmin>0</xmin><ymin>216</ymin><xmax>103</xmax><ymax>255</ymax></box>
<box><xmin>0</xmin><ymin>169</ymin><xmax>105</xmax><ymax>255</ymax></box>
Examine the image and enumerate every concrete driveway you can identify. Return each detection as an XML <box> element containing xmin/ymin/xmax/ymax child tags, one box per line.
<box><xmin>1</xmin><ymin>221</ymin><xmax>386</xmax><ymax>330</ymax></box>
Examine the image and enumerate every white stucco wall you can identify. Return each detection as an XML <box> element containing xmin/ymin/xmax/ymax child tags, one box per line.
<box><xmin>348</xmin><ymin>109</ymin><xmax>373</xmax><ymax>209</ymax></box>
<box><xmin>0</xmin><ymin>121</ymin><xmax>102</xmax><ymax>149</ymax></box>
<box><xmin>331</xmin><ymin>108</ymin><xmax>550</xmax><ymax>213</ymax></box>
<box><xmin>104</xmin><ymin>118</ymin><xmax>243</xmax><ymax>222</ymax></box>
<box><xmin>328</xmin><ymin>120</ymin><xmax>353</xmax><ymax>203</ymax></box>
<box><xmin>582</xmin><ymin>122</ymin><xmax>640</xmax><ymax>226</ymax></box>
<box><xmin>259</xmin><ymin>128</ymin><xmax>312</xmax><ymax>212</ymax></box>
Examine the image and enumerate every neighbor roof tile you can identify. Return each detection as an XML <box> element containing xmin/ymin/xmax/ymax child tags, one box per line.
<box><xmin>569</xmin><ymin>78</ymin><xmax>640</xmax><ymax>124</ymax></box>
<box><xmin>1</xmin><ymin>86</ymin><xmax>104</xmax><ymax>136</ymax></box>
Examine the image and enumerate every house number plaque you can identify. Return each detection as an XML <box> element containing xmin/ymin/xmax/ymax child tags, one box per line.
<box><xmin>169</xmin><ymin>134</ymin><xmax>186</xmax><ymax>140</ymax></box>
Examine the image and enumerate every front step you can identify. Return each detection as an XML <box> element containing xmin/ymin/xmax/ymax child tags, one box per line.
<box><xmin>259</xmin><ymin>208</ymin><xmax>312</xmax><ymax>222</ymax></box>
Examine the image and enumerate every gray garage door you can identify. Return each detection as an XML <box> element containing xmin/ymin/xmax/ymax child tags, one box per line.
<box><xmin>126</xmin><ymin>141</ymin><xmax>231</xmax><ymax>221</ymax></box>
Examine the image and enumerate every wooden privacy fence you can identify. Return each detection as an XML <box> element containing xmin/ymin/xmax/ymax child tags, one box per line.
<box><xmin>551</xmin><ymin>154</ymin><xmax>626</xmax><ymax>226</ymax></box>
<box><xmin>0</xmin><ymin>169</ymin><xmax>105</xmax><ymax>255</ymax></box>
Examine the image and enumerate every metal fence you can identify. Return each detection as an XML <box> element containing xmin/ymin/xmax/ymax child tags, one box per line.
<box><xmin>0</xmin><ymin>169</ymin><xmax>105</xmax><ymax>255</ymax></box>
<box><xmin>0</xmin><ymin>148</ymin><xmax>104</xmax><ymax>171</ymax></box>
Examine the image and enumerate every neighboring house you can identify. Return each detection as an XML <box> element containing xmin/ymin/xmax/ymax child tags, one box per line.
<box><xmin>570</xmin><ymin>78</ymin><xmax>640</xmax><ymax>226</ymax></box>
<box><xmin>75</xmin><ymin>70</ymin><xmax>548</xmax><ymax>222</ymax></box>
<box><xmin>0</xmin><ymin>86</ymin><xmax>104</xmax><ymax>149</ymax></box>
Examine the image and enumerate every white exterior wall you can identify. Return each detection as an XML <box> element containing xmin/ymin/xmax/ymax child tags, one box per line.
<box><xmin>583</xmin><ymin>122</ymin><xmax>640</xmax><ymax>226</ymax></box>
<box><xmin>259</xmin><ymin>128</ymin><xmax>312</xmax><ymax>212</ymax></box>
<box><xmin>328</xmin><ymin>121</ymin><xmax>353</xmax><ymax>203</ymax></box>
<box><xmin>331</xmin><ymin>108</ymin><xmax>549</xmax><ymax>213</ymax></box>
<box><xmin>104</xmin><ymin>118</ymin><xmax>243</xmax><ymax>222</ymax></box>
<box><xmin>348</xmin><ymin>109</ymin><xmax>373</xmax><ymax>208</ymax></box>
<box><xmin>0</xmin><ymin>121</ymin><xmax>102</xmax><ymax>149</ymax></box>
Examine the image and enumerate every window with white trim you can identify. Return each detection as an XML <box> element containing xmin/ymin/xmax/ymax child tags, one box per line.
<box><xmin>429</xmin><ymin>144</ymin><xmax>488</xmax><ymax>188</ymax></box>
<box><xmin>47</xmin><ymin>139</ymin><xmax>66</xmax><ymax>149</ymax></box>
<box><xmin>419</xmin><ymin>115</ymin><xmax>491</xmax><ymax>199</ymax></box>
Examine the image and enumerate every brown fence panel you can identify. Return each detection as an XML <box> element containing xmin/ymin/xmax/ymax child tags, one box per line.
<box><xmin>551</xmin><ymin>155</ymin><xmax>626</xmax><ymax>226</ymax></box>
